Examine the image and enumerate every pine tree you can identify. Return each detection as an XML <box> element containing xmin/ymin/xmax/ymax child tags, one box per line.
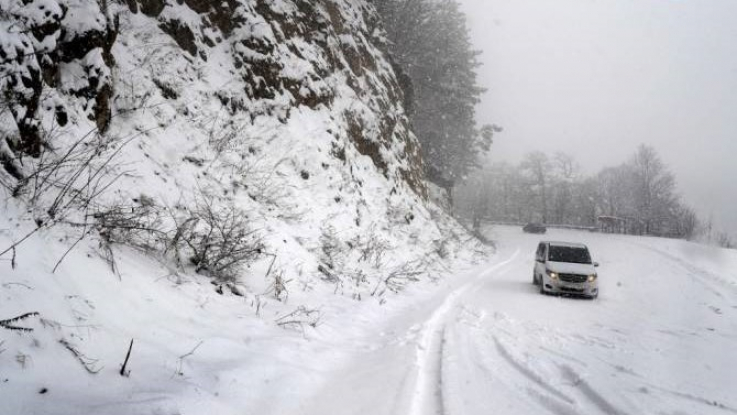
<box><xmin>373</xmin><ymin>0</ymin><xmax>492</xmax><ymax>192</ymax></box>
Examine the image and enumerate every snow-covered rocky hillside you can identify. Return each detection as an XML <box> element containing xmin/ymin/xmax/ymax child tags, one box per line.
<box><xmin>0</xmin><ymin>0</ymin><xmax>481</xmax><ymax>302</ymax></box>
<box><xmin>0</xmin><ymin>0</ymin><xmax>485</xmax><ymax>412</ymax></box>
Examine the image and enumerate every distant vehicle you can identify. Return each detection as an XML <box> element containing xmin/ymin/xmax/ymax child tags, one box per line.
<box><xmin>533</xmin><ymin>241</ymin><xmax>599</xmax><ymax>299</ymax></box>
<box><xmin>523</xmin><ymin>223</ymin><xmax>547</xmax><ymax>234</ymax></box>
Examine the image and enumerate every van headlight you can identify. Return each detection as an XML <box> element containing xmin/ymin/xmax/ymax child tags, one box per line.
<box><xmin>588</xmin><ymin>274</ymin><xmax>597</xmax><ymax>282</ymax></box>
<box><xmin>546</xmin><ymin>270</ymin><xmax>558</xmax><ymax>280</ymax></box>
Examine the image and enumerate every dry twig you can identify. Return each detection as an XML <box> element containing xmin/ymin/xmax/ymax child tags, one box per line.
<box><xmin>59</xmin><ymin>338</ymin><xmax>102</xmax><ymax>374</ymax></box>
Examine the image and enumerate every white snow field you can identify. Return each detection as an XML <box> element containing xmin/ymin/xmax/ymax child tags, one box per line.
<box><xmin>3</xmin><ymin>225</ymin><xmax>737</xmax><ymax>415</ymax></box>
<box><xmin>284</xmin><ymin>226</ymin><xmax>737</xmax><ymax>415</ymax></box>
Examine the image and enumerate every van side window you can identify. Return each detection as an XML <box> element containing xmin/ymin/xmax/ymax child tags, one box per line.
<box><xmin>536</xmin><ymin>243</ymin><xmax>545</xmax><ymax>262</ymax></box>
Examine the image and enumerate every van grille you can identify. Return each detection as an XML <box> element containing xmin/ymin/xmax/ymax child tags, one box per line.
<box><xmin>559</xmin><ymin>273</ymin><xmax>588</xmax><ymax>283</ymax></box>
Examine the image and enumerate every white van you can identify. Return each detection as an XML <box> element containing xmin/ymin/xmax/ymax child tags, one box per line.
<box><xmin>533</xmin><ymin>241</ymin><xmax>599</xmax><ymax>299</ymax></box>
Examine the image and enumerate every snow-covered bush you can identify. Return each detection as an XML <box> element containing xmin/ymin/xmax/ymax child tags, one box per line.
<box><xmin>175</xmin><ymin>196</ymin><xmax>264</xmax><ymax>281</ymax></box>
<box><xmin>95</xmin><ymin>192</ymin><xmax>263</xmax><ymax>282</ymax></box>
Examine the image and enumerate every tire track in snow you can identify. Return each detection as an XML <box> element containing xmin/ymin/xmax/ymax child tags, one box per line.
<box><xmin>450</xmin><ymin>310</ymin><xmax>590</xmax><ymax>415</ymax></box>
<box><xmin>634</xmin><ymin>242</ymin><xmax>737</xmax><ymax>299</ymax></box>
<box><xmin>524</xmin><ymin>387</ymin><xmax>582</xmax><ymax>415</ymax></box>
<box><xmin>406</xmin><ymin>250</ymin><xmax>520</xmax><ymax>415</ymax></box>
<box><xmin>459</xmin><ymin>304</ymin><xmax>629</xmax><ymax>415</ymax></box>
<box><xmin>560</xmin><ymin>365</ymin><xmax>628</xmax><ymax>415</ymax></box>
<box><xmin>493</xmin><ymin>336</ymin><xmax>576</xmax><ymax>405</ymax></box>
<box><xmin>643</xmin><ymin>384</ymin><xmax>737</xmax><ymax>414</ymax></box>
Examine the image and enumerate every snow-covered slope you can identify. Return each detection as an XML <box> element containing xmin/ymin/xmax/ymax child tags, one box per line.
<box><xmin>0</xmin><ymin>0</ymin><xmax>478</xmax><ymax>301</ymax></box>
<box><xmin>1</xmin><ymin>1</ymin><xmax>486</xmax><ymax>412</ymax></box>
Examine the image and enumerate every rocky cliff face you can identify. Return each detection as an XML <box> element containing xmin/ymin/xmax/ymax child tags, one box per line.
<box><xmin>1</xmin><ymin>0</ymin><xmax>472</xmax><ymax>300</ymax></box>
<box><xmin>1</xmin><ymin>0</ymin><xmax>424</xmax><ymax>194</ymax></box>
<box><xmin>1</xmin><ymin>0</ymin><xmax>117</xmax><ymax>156</ymax></box>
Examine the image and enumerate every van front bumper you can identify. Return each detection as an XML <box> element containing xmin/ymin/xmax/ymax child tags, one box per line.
<box><xmin>543</xmin><ymin>278</ymin><xmax>598</xmax><ymax>298</ymax></box>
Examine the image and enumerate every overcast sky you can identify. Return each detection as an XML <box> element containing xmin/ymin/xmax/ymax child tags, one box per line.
<box><xmin>457</xmin><ymin>0</ymin><xmax>737</xmax><ymax>237</ymax></box>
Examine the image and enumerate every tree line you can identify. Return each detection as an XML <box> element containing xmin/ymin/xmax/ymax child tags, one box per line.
<box><xmin>455</xmin><ymin>145</ymin><xmax>732</xmax><ymax>245</ymax></box>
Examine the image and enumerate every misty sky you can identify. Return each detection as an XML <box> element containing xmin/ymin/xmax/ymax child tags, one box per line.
<box><xmin>457</xmin><ymin>0</ymin><xmax>737</xmax><ymax>237</ymax></box>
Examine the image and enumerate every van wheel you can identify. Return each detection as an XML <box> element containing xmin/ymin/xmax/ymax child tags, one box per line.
<box><xmin>539</xmin><ymin>279</ymin><xmax>546</xmax><ymax>295</ymax></box>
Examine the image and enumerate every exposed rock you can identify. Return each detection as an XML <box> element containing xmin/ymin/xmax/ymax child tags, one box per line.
<box><xmin>132</xmin><ymin>0</ymin><xmax>166</xmax><ymax>17</ymax></box>
<box><xmin>0</xmin><ymin>0</ymin><xmax>119</xmax><ymax>153</ymax></box>
<box><xmin>347</xmin><ymin>113</ymin><xmax>388</xmax><ymax>176</ymax></box>
<box><xmin>159</xmin><ymin>18</ymin><xmax>199</xmax><ymax>57</ymax></box>
<box><xmin>183</xmin><ymin>0</ymin><xmax>241</xmax><ymax>35</ymax></box>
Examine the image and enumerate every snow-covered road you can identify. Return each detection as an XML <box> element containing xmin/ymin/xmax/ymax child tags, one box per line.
<box><xmin>4</xmin><ymin>225</ymin><xmax>736</xmax><ymax>415</ymax></box>
<box><xmin>290</xmin><ymin>226</ymin><xmax>737</xmax><ymax>415</ymax></box>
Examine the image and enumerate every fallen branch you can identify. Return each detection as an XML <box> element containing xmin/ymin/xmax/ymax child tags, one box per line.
<box><xmin>0</xmin><ymin>312</ymin><xmax>39</xmax><ymax>332</ymax></box>
<box><xmin>52</xmin><ymin>227</ymin><xmax>92</xmax><ymax>273</ymax></box>
<box><xmin>173</xmin><ymin>340</ymin><xmax>204</xmax><ymax>377</ymax></box>
<box><xmin>120</xmin><ymin>338</ymin><xmax>134</xmax><ymax>377</ymax></box>
<box><xmin>59</xmin><ymin>338</ymin><xmax>102</xmax><ymax>374</ymax></box>
<box><xmin>0</xmin><ymin>226</ymin><xmax>44</xmax><ymax>260</ymax></box>
<box><xmin>275</xmin><ymin>306</ymin><xmax>322</xmax><ymax>331</ymax></box>
<box><xmin>1</xmin><ymin>282</ymin><xmax>33</xmax><ymax>290</ymax></box>
<box><xmin>264</xmin><ymin>253</ymin><xmax>277</xmax><ymax>279</ymax></box>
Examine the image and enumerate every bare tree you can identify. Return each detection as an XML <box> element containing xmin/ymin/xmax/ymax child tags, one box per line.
<box><xmin>456</xmin><ymin>145</ymin><xmax>705</xmax><ymax>240</ymax></box>
<box><xmin>520</xmin><ymin>152</ymin><xmax>551</xmax><ymax>223</ymax></box>
<box><xmin>629</xmin><ymin>145</ymin><xmax>678</xmax><ymax>235</ymax></box>
<box><xmin>550</xmin><ymin>152</ymin><xmax>579</xmax><ymax>224</ymax></box>
<box><xmin>672</xmin><ymin>205</ymin><xmax>700</xmax><ymax>240</ymax></box>
<box><xmin>595</xmin><ymin>165</ymin><xmax>634</xmax><ymax>218</ymax></box>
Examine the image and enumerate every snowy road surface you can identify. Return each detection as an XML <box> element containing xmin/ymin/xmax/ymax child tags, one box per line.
<box><xmin>5</xmin><ymin>226</ymin><xmax>737</xmax><ymax>415</ymax></box>
<box><xmin>285</xmin><ymin>226</ymin><xmax>737</xmax><ymax>415</ymax></box>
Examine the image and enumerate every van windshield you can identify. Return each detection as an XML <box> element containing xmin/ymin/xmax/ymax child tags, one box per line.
<box><xmin>548</xmin><ymin>246</ymin><xmax>591</xmax><ymax>264</ymax></box>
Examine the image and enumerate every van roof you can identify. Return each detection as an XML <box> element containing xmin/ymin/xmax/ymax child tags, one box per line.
<box><xmin>542</xmin><ymin>241</ymin><xmax>588</xmax><ymax>249</ymax></box>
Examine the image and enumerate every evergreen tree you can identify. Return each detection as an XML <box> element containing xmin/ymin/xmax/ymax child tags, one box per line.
<box><xmin>373</xmin><ymin>0</ymin><xmax>493</xmax><ymax>191</ymax></box>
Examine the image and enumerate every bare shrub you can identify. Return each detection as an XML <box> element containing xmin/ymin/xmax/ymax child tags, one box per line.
<box><xmin>271</xmin><ymin>269</ymin><xmax>290</xmax><ymax>301</ymax></box>
<box><xmin>716</xmin><ymin>232</ymin><xmax>734</xmax><ymax>250</ymax></box>
<box><xmin>95</xmin><ymin>191</ymin><xmax>264</xmax><ymax>282</ymax></box>
<box><xmin>93</xmin><ymin>198</ymin><xmax>167</xmax><ymax>251</ymax></box>
<box><xmin>177</xmin><ymin>196</ymin><xmax>264</xmax><ymax>281</ymax></box>
<box><xmin>12</xmin><ymin>130</ymin><xmax>131</xmax><ymax>220</ymax></box>
<box><xmin>434</xmin><ymin>237</ymin><xmax>450</xmax><ymax>259</ymax></box>
<box><xmin>319</xmin><ymin>225</ymin><xmax>345</xmax><ymax>271</ymax></box>
<box><xmin>259</xmin><ymin>254</ymin><xmax>289</xmax><ymax>301</ymax></box>
<box><xmin>371</xmin><ymin>260</ymin><xmax>425</xmax><ymax>297</ymax></box>
<box><xmin>354</xmin><ymin>229</ymin><xmax>391</xmax><ymax>268</ymax></box>
<box><xmin>204</xmin><ymin>110</ymin><xmax>250</xmax><ymax>157</ymax></box>
<box><xmin>0</xmin><ymin>130</ymin><xmax>135</xmax><ymax>265</ymax></box>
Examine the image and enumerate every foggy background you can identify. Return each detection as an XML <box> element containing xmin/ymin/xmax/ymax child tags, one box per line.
<box><xmin>458</xmin><ymin>0</ymin><xmax>737</xmax><ymax>237</ymax></box>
